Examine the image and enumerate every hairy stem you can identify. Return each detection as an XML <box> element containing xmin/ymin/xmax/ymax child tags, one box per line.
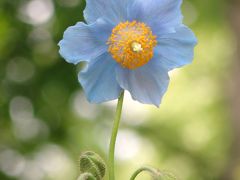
<box><xmin>108</xmin><ymin>92</ymin><xmax>124</xmax><ymax>180</ymax></box>
<box><xmin>130</xmin><ymin>166</ymin><xmax>162</xmax><ymax>180</ymax></box>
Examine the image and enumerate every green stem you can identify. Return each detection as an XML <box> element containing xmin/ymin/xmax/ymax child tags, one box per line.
<box><xmin>130</xmin><ymin>166</ymin><xmax>162</xmax><ymax>180</ymax></box>
<box><xmin>108</xmin><ymin>92</ymin><xmax>124</xmax><ymax>180</ymax></box>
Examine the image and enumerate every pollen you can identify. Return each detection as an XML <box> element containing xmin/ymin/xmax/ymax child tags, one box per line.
<box><xmin>107</xmin><ymin>21</ymin><xmax>157</xmax><ymax>70</ymax></box>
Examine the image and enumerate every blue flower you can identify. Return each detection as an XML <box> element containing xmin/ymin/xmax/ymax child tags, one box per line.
<box><xmin>58</xmin><ymin>0</ymin><xmax>197</xmax><ymax>106</ymax></box>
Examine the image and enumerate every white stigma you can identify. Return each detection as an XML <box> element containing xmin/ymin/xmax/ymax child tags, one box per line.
<box><xmin>131</xmin><ymin>42</ymin><xmax>143</xmax><ymax>52</ymax></box>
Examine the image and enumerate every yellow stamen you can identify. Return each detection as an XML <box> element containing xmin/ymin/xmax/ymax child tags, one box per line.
<box><xmin>107</xmin><ymin>21</ymin><xmax>157</xmax><ymax>70</ymax></box>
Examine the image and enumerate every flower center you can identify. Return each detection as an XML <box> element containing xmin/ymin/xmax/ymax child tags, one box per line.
<box><xmin>107</xmin><ymin>21</ymin><xmax>157</xmax><ymax>70</ymax></box>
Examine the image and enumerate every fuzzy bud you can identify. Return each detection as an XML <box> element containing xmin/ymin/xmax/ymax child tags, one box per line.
<box><xmin>79</xmin><ymin>151</ymin><xmax>106</xmax><ymax>180</ymax></box>
<box><xmin>77</xmin><ymin>173</ymin><xmax>96</xmax><ymax>180</ymax></box>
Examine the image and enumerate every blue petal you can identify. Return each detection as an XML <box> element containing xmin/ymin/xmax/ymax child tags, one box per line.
<box><xmin>58</xmin><ymin>19</ymin><xmax>112</xmax><ymax>65</ymax></box>
<box><xmin>128</xmin><ymin>0</ymin><xmax>183</xmax><ymax>35</ymax></box>
<box><xmin>155</xmin><ymin>25</ymin><xmax>197</xmax><ymax>71</ymax></box>
<box><xmin>79</xmin><ymin>53</ymin><xmax>123</xmax><ymax>103</ymax></box>
<box><xmin>116</xmin><ymin>59</ymin><xmax>169</xmax><ymax>106</ymax></box>
<box><xmin>84</xmin><ymin>0</ymin><xmax>129</xmax><ymax>24</ymax></box>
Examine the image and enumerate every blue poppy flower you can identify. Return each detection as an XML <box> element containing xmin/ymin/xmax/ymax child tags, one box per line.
<box><xmin>58</xmin><ymin>0</ymin><xmax>197</xmax><ymax>106</ymax></box>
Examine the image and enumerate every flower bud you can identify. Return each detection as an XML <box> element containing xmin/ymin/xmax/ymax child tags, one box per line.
<box><xmin>77</xmin><ymin>173</ymin><xmax>96</xmax><ymax>180</ymax></box>
<box><xmin>79</xmin><ymin>151</ymin><xmax>106</xmax><ymax>180</ymax></box>
<box><xmin>152</xmin><ymin>169</ymin><xmax>177</xmax><ymax>180</ymax></box>
<box><xmin>160</xmin><ymin>171</ymin><xmax>177</xmax><ymax>180</ymax></box>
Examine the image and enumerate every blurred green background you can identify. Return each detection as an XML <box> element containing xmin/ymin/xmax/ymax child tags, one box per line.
<box><xmin>0</xmin><ymin>0</ymin><xmax>240</xmax><ymax>180</ymax></box>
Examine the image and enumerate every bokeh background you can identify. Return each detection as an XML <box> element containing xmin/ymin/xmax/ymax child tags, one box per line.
<box><xmin>0</xmin><ymin>0</ymin><xmax>240</xmax><ymax>180</ymax></box>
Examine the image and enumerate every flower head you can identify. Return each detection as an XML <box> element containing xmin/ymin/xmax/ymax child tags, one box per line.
<box><xmin>58</xmin><ymin>0</ymin><xmax>197</xmax><ymax>106</ymax></box>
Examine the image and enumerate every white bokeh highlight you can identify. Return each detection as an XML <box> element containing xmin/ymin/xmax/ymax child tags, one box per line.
<box><xmin>9</xmin><ymin>96</ymin><xmax>49</xmax><ymax>140</ymax></box>
<box><xmin>19</xmin><ymin>0</ymin><xmax>54</xmax><ymax>25</ymax></box>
